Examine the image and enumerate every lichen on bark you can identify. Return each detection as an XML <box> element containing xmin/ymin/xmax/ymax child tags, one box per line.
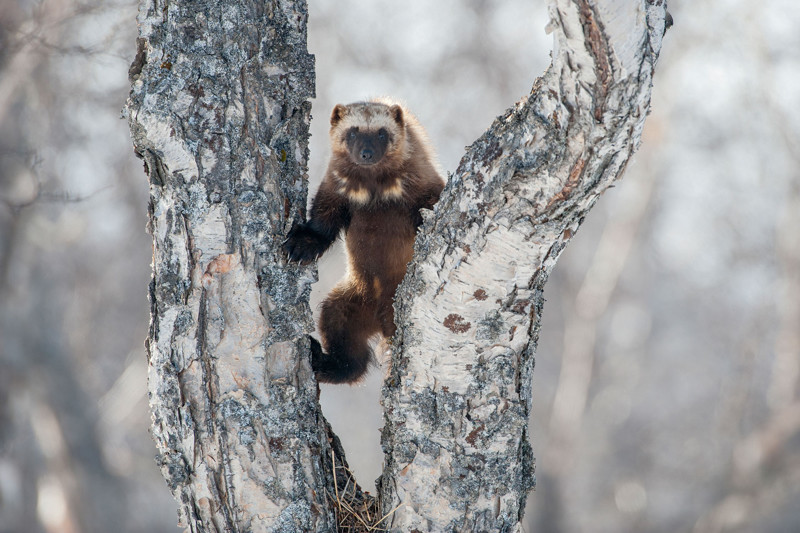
<box><xmin>127</xmin><ymin>0</ymin><xmax>337</xmax><ymax>531</ymax></box>
<box><xmin>380</xmin><ymin>1</ymin><xmax>669</xmax><ymax>531</ymax></box>
<box><xmin>128</xmin><ymin>0</ymin><xmax>668</xmax><ymax>531</ymax></box>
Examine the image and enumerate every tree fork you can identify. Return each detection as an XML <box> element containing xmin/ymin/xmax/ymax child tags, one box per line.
<box><xmin>127</xmin><ymin>0</ymin><xmax>668</xmax><ymax>531</ymax></box>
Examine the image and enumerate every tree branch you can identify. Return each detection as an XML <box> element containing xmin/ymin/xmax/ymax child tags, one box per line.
<box><xmin>379</xmin><ymin>1</ymin><xmax>668</xmax><ymax>530</ymax></box>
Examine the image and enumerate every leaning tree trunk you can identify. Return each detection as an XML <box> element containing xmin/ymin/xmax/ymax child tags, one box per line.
<box><xmin>127</xmin><ymin>0</ymin><xmax>667</xmax><ymax>531</ymax></box>
<box><xmin>126</xmin><ymin>1</ymin><xmax>339</xmax><ymax>531</ymax></box>
<box><xmin>379</xmin><ymin>1</ymin><xmax>669</xmax><ymax>531</ymax></box>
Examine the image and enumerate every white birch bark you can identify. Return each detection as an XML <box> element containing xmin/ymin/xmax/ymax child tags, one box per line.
<box><xmin>126</xmin><ymin>1</ymin><xmax>339</xmax><ymax>531</ymax></box>
<box><xmin>127</xmin><ymin>0</ymin><xmax>667</xmax><ymax>530</ymax></box>
<box><xmin>379</xmin><ymin>1</ymin><xmax>669</xmax><ymax>531</ymax></box>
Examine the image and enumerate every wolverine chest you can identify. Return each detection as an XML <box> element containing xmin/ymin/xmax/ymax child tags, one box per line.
<box><xmin>345</xmin><ymin>207</ymin><xmax>417</xmax><ymax>277</ymax></box>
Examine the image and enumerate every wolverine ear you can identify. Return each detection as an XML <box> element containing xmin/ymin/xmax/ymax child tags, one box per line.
<box><xmin>331</xmin><ymin>104</ymin><xmax>348</xmax><ymax>127</ymax></box>
<box><xmin>389</xmin><ymin>104</ymin><xmax>404</xmax><ymax>126</ymax></box>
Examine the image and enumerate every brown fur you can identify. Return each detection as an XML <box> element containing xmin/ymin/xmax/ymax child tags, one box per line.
<box><xmin>285</xmin><ymin>100</ymin><xmax>444</xmax><ymax>383</ymax></box>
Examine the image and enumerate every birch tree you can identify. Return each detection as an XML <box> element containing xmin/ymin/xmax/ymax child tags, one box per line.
<box><xmin>126</xmin><ymin>0</ymin><xmax>669</xmax><ymax>531</ymax></box>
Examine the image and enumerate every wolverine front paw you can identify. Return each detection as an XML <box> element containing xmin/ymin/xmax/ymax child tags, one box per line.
<box><xmin>284</xmin><ymin>223</ymin><xmax>330</xmax><ymax>263</ymax></box>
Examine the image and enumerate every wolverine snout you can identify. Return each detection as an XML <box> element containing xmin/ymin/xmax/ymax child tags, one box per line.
<box><xmin>348</xmin><ymin>132</ymin><xmax>386</xmax><ymax>166</ymax></box>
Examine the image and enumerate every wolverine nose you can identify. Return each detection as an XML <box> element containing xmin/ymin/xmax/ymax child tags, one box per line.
<box><xmin>360</xmin><ymin>148</ymin><xmax>374</xmax><ymax>162</ymax></box>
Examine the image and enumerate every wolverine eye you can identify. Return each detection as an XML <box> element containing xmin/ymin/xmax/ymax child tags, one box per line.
<box><xmin>347</xmin><ymin>129</ymin><xmax>357</xmax><ymax>141</ymax></box>
<box><xmin>377</xmin><ymin>128</ymin><xmax>388</xmax><ymax>141</ymax></box>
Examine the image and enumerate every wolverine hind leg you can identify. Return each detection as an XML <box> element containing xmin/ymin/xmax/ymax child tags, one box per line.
<box><xmin>313</xmin><ymin>283</ymin><xmax>380</xmax><ymax>384</ymax></box>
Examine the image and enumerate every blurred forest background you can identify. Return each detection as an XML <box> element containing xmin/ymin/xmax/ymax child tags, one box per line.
<box><xmin>1</xmin><ymin>0</ymin><xmax>799</xmax><ymax>531</ymax></box>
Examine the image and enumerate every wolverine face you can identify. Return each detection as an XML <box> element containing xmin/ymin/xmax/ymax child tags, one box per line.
<box><xmin>343</xmin><ymin>127</ymin><xmax>390</xmax><ymax>166</ymax></box>
<box><xmin>330</xmin><ymin>102</ymin><xmax>405</xmax><ymax>167</ymax></box>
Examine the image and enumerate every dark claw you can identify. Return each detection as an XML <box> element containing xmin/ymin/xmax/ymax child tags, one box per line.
<box><xmin>284</xmin><ymin>222</ymin><xmax>330</xmax><ymax>264</ymax></box>
<box><xmin>309</xmin><ymin>336</ymin><xmax>323</xmax><ymax>366</ymax></box>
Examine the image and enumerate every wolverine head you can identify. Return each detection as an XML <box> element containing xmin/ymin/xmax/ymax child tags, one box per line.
<box><xmin>330</xmin><ymin>102</ymin><xmax>406</xmax><ymax>167</ymax></box>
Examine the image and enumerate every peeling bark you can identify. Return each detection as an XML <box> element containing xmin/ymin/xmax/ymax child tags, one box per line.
<box><xmin>127</xmin><ymin>0</ymin><xmax>337</xmax><ymax>531</ymax></box>
<box><xmin>128</xmin><ymin>0</ymin><xmax>667</xmax><ymax>531</ymax></box>
<box><xmin>379</xmin><ymin>1</ymin><xmax>668</xmax><ymax>531</ymax></box>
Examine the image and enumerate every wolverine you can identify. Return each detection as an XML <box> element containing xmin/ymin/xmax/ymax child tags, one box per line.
<box><xmin>285</xmin><ymin>99</ymin><xmax>445</xmax><ymax>383</ymax></box>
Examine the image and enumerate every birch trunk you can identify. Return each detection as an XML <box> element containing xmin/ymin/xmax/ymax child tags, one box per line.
<box><xmin>127</xmin><ymin>0</ymin><xmax>667</xmax><ymax>531</ymax></box>
<box><xmin>126</xmin><ymin>1</ymin><xmax>337</xmax><ymax>531</ymax></box>
<box><xmin>379</xmin><ymin>1</ymin><xmax>669</xmax><ymax>531</ymax></box>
